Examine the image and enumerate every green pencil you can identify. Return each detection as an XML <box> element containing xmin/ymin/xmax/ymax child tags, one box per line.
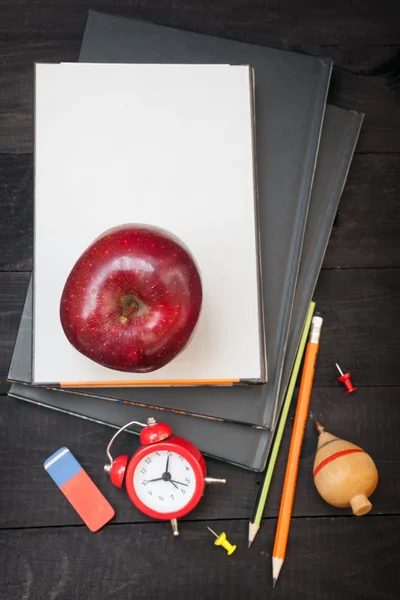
<box><xmin>248</xmin><ymin>301</ymin><xmax>316</xmax><ymax>547</ymax></box>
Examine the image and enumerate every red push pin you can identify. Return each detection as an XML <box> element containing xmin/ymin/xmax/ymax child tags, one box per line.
<box><xmin>335</xmin><ymin>363</ymin><xmax>357</xmax><ymax>393</ymax></box>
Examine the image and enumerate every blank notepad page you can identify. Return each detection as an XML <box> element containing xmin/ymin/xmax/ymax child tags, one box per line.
<box><xmin>33</xmin><ymin>63</ymin><xmax>265</xmax><ymax>385</ymax></box>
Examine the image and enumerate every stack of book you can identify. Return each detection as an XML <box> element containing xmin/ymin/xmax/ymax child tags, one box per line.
<box><xmin>7</xmin><ymin>10</ymin><xmax>363</xmax><ymax>471</ymax></box>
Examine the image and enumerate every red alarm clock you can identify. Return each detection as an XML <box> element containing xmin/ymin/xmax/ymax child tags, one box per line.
<box><xmin>104</xmin><ymin>417</ymin><xmax>226</xmax><ymax>536</ymax></box>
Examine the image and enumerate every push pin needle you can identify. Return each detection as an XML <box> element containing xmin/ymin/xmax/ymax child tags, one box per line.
<box><xmin>207</xmin><ymin>527</ymin><xmax>237</xmax><ymax>555</ymax></box>
<box><xmin>335</xmin><ymin>363</ymin><xmax>357</xmax><ymax>393</ymax></box>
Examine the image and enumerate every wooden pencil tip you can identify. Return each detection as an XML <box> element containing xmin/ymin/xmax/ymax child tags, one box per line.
<box><xmin>315</xmin><ymin>420</ymin><xmax>325</xmax><ymax>435</ymax></box>
<box><xmin>272</xmin><ymin>556</ymin><xmax>283</xmax><ymax>585</ymax></box>
<box><xmin>248</xmin><ymin>522</ymin><xmax>260</xmax><ymax>547</ymax></box>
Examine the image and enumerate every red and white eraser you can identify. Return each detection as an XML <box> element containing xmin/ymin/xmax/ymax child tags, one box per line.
<box><xmin>44</xmin><ymin>447</ymin><xmax>115</xmax><ymax>531</ymax></box>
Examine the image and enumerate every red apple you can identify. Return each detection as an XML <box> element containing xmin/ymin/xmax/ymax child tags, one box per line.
<box><xmin>59</xmin><ymin>223</ymin><xmax>202</xmax><ymax>373</ymax></box>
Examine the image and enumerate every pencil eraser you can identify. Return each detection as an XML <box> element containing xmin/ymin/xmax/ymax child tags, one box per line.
<box><xmin>44</xmin><ymin>447</ymin><xmax>115</xmax><ymax>531</ymax></box>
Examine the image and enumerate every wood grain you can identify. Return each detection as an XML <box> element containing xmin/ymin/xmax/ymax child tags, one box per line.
<box><xmin>1</xmin><ymin>385</ymin><xmax>398</xmax><ymax>528</ymax></box>
<box><xmin>0</xmin><ymin>517</ymin><xmax>399</xmax><ymax>600</ymax></box>
<box><xmin>313</xmin><ymin>268</ymin><xmax>400</xmax><ymax>387</ymax></box>
<box><xmin>1</xmin><ymin>154</ymin><xmax>399</xmax><ymax>273</ymax></box>
<box><xmin>0</xmin><ymin>39</ymin><xmax>399</xmax><ymax>152</ymax></box>
<box><xmin>2</xmin><ymin>2</ymin><xmax>400</xmax><ymax>44</ymax></box>
<box><xmin>323</xmin><ymin>155</ymin><xmax>400</xmax><ymax>269</ymax></box>
<box><xmin>0</xmin><ymin>155</ymin><xmax>33</xmax><ymax>271</ymax></box>
<box><xmin>0</xmin><ymin>273</ymin><xmax>30</xmax><ymax>395</ymax></box>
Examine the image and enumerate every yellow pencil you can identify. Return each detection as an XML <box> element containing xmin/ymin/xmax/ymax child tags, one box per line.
<box><xmin>272</xmin><ymin>316</ymin><xmax>323</xmax><ymax>587</ymax></box>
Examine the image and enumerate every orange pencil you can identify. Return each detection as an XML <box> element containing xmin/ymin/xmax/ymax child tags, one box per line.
<box><xmin>272</xmin><ymin>315</ymin><xmax>323</xmax><ymax>587</ymax></box>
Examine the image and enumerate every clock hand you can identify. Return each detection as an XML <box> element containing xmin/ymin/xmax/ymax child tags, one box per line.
<box><xmin>170</xmin><ymin>480</ymin><xmax>189</xmax><ymax>487</ymax></box>
<box><xmin>148</xmin><ymin>478</ymin><xmax>179</xmax><ymax>488</ymax></box>
<box><xmin>165</xmin><ymin>452</ymin><xmax>170</xmax><ymax>474</ymax></box>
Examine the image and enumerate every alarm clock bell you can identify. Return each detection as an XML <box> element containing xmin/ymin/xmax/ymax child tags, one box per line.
<box><xmin>104</xmin><ymin>417</ymin><xmax>226</xmax><ymax>536</ymax></box>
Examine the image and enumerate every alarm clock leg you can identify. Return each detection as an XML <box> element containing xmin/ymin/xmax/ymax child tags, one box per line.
<box><xmin>170</xmin><ymin>518</ymin><xmax>179</xmax><ymax>537</ymax></box>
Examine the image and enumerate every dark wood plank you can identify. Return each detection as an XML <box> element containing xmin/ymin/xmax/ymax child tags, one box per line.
<box><xmin>1</xmin><ymin>385</ymin><xmax>397</xmax><ymax>527</ymax></box>
<box><xmin>1</xmin><ymin>154</ymin><xmax>399</xmax><ymax>273</ymax></box>
<box><xmin>0</xmin><ymin>41</ymin><xmax>79</xmax><ymax>153</ymax></box>
<box><xmin>0</xmin><ymin>38</ymin><xmax>399</xmax><ymax>152</ymax></box>
<box><xmin>0</xmin><ymin>155</ymin><xmax>33</xmax><ymax>271</ymax></box>
<box><xmin>0</xmin><ymin>517</ymin><xmax>398</xmax><ymax>599</ymax></box>
<box><xmin>2</xmin><ymin>1</ymin><xmax>399</xmax><ymax>44</ymax></box>
<box><xmin>313</xmin><ymin>268</ymin><xmax>400</xmax><ymax>387</ymax></box>
<box><xmin>0</xmin><ymin>273</ymin><xmax>30</xmax><ymax>395</ymax></box>
<box><xmin>323</xmin><ymin>155</ymin><xmax>400</xmax><ymax>269</ymax></box>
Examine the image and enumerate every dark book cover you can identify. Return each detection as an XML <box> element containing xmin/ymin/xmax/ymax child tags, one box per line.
<box><xmin>76</xmin><ymin>10</ymin><xmax>332</xmax><ymax>427</ymax></box>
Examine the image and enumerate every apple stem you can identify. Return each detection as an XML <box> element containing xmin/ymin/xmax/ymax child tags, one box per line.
<box><xmin>119</xmin><ymin>303</ymin><xmax>138</xmax><ymax>325</ymax></box>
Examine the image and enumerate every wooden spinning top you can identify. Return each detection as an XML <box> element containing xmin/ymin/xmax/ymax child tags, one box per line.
<box><xmin>313</xmin><ymin>421</ymin><xmax>378</xmax><ymax>516</ymax></box>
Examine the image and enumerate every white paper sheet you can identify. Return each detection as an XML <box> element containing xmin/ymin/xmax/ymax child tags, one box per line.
<box><xmin>33</xmin><ymin>63</ymin><xmax>265</xmax><ymax>384</ymax></box>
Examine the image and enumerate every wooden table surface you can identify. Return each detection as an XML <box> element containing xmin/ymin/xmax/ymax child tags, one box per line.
<box><xmin>1</xmin><ymin>2</ymin><xmax>399</xmax><ymax>599</ymax></box>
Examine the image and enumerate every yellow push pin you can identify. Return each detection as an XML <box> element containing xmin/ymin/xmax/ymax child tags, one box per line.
<box><xmin>207</xmin><ymin>527</ymin><xmax>237</xmax><ymax>555</ymax></box>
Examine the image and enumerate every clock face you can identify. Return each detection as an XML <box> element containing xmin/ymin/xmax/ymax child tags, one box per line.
<box><xmin>132</xmin><ymin>449</ymin><xmax>197</xmax><ymax>514</ymax></box>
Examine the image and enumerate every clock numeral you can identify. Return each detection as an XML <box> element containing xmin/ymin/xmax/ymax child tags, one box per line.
<box><xmin>170</xmin><ymin>494</ymin><xmax>174</xmax><ymax>500</ymax></box>
<box><xmin>180</xmin><ymin>489</ymin><xmax>186</xmax><ymax>495</ymax></box>
<box><xmin>140</xmin><ymin>468</ymin><xmax>147</xmax><ymax>475</ymax></box>
<box><xmin>155</xmin><ymin>452</ymin><xmax>160</xmax><ymax>456</ymax></box>
<box><xmin>141</xmin><ymin>480</ymin><xmax>148</xmax><ymax>487</ymax></box>
<box><xmin>148</xmin><ymin>490</ymin><xmax>153</xmax><ymax>496</ymax></box>
<box><xmin>178</xmin><ymin>456</ymin><xmax>184</xmax><ymax>461</ymax></box>
<box><xmin>185</xmin><ymin>477</ymin><xmax>190</xmax><ymax>484</ymax></box>
<box><xmin>145</xmin><ymin>457</ymin><xmax>152</xmax><ymax>464</ymax></box>
<box><xmin>158</xmin><ymin>496</ymin><xmax>164</xmax><ymax>501</ymax></box>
